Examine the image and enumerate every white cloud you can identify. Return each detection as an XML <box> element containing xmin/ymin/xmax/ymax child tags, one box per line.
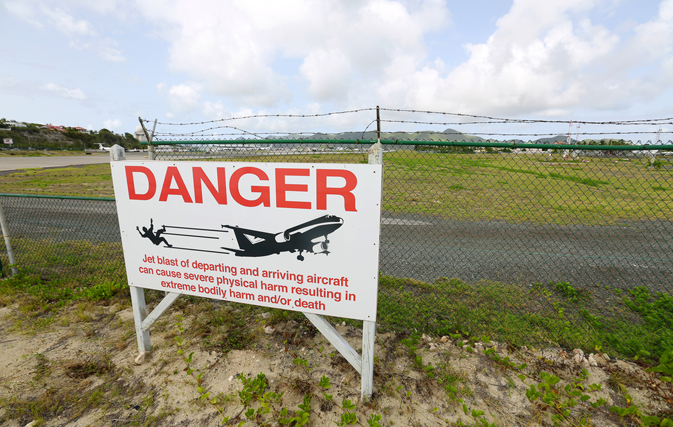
<box><xmin>299</xmin><ymin>49</ymin><xmax>352</xmax><ymax>102</ymax></box>
<box><xmin>40</xmin><ymin>83</ymin><xmax>87</xmax><ymax>100</ymax></box>
<box><xmin>66</xmin><ymin>30</ymin><xmax>127</xmax><ymax>63</ymax></box>
<box><xmin>135</xmin><ymin>0</ymin><xmax>669</xmax><ymax>120</ymax></box>
<box><xmin>104</xmin><ymin>119</ymin><xmax>122</xmax><ymax>129</ymax></box>
<box><xmin>168</xmin><ymin>83</ymin><xmax>201</xmax><ymax>111</ymax></box>
<box><xmin>157</xmin><ymin>82</ymin><xmax>203</xmax><ymax>115</ymax></box>
<box><xmin>136</xmin><ymin>0</ymin><xmax>450</xmax><ymax>107</ymax></box>
<box><xmin>5</xmin><ymin>1</ymin><xmax>126</xmax><ymax>63</ymax></box>
<box><xmin>39</xmin><ymin>5</ymin><xmax>95</xmax><ymax>36</ymax></box>
<box><xmin>3</xmin><ymin>1</ymin><xmax>43</xmax><ymax>29</ymax></box>
<box><xmin>98</xmin><ymin>39</ymin><xmax>126</xmax><ymax>62</ymax></box>
<box><xmin>371</xmin><ymin>0</ymin><xmax>673</xmax><ymax>116</ymax></box>
<box><xmin>629</xmin><ymin>0</ymin><xmax>673</xmax><ymax>84</ymax></box>
<box><xmin>10</xmin><ymin>0</ymin><xmax>669</xmax><ymax>130</ymax></box>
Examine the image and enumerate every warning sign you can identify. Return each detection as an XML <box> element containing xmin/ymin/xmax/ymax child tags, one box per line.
<box><xmin>111</xmin><ymin>161</ymin><xmax>382</xmax><ymax>321</ymax></box>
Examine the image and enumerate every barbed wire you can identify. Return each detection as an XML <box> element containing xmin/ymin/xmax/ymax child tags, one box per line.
<box><xmin>376</xmin><ymin>126</ymin><xmax>673</xmax><ymax>137</ymax></box>
<box><xmin>361</xmin><ymin>120</ymin><xmax>377</xmax><ymax>140</ymax></box>
<box><xmin>150</xmin><ymin>136</ymin><xmax>673</xmax><ymax>145</ymax></box>
<box><xmin>154</xmin><ymin>130</ymin><xmax>673</xmax><ymax>140</ymax></box>
<box><xmin>154</xmin><ymin>131</ymin><xmax>319</xmax><ymax>137</ymax></box>
<box><xmin>382</xmin><ymin>119</ymin><xmax>673</xmax><ymax>127</ymax></box>
<box><xmin>378</xmin><ymin>108</ymin><xmax>673</xmax><ymax>126</ymax></box>
<box><xmin>143</xmin><ymin>106</ymin><xmax>672</xmax><ymax>143</ymax></box>
<box><xmin>141</xmin><ymin>108</ymin><xmax>375</xmax><ymax>126</ymax></box>
<box><xmin>185</xmin><ymin>124</ymin><xmax>267</xmax><ymax>139</ymax></box>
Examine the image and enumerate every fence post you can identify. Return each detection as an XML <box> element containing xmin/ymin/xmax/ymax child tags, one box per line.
<box><xmin>0</xmin><ymin>198</ymin><xmax>18</xmax><ymax>276</ymax></box>
<box><xmin>139</xmin><ymin>117</ymin><xmax>157</xmax><ymax>160</ymax></box>
<box><xmin>361</xmin><ymin>107</ymin><xmax>383</xmax><ymax>400</ymax></box>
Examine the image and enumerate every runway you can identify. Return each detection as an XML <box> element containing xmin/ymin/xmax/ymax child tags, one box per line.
<box><xmin>0</xmin><ymin>151</ymin><xmax>148</xmax><ymax>173</ymax></box>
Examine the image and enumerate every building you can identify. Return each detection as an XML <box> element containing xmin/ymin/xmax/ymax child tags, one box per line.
<box><xmin>134</xmin><ymin>125</ymin><xmax>147</xmax><ymax>142</ymax></box>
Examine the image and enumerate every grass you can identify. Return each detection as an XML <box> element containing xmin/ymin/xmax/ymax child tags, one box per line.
<box><xmin>1</xmin><ymin>237</ymin><xmax>671</xmax><ymax>362</ymax></box>
<box><xmin>376</xmin><ymin>275</ymin><xmax>673</xmax><ymax>361</ymax></box>
<box><xmin>381</xmin><ymin>151</ymin><xmax>673</xmax><ymax>225</ymax></box>
<box><xmin>0</xmin><ymin>239</ymin><xmax>129</xmax><ymax>329</ymax></box>
<box><xmin>0</xmin><ymin>352</ymin><xmax>168</xmax><ymax>427</ymax></box>
<box><xmin>0</xmin><ymin>163</ymin><xmax>114</xmax><ymax>197</ymax></box>
<box><xmin>1</xmin><ymin>150</ymin><xmax>671</xmax><ymax>224</ymax></box>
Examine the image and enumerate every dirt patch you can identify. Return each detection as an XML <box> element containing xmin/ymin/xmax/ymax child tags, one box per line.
<box><xmin>0</xmin><ymin>299</ymin><xmax>670</xmax><ymax>427</ymax></box>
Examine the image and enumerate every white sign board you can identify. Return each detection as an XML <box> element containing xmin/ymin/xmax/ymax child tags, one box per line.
<box><xmin>111</xmin><ymin>161</ymin><xmax>382</xmax><ymax>321</ymax></box>
<box><xmin>3</xmin><ymin>138</ymin><xmax>12</xmax><ymax>145</ymax></box>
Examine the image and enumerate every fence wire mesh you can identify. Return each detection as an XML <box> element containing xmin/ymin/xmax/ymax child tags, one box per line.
<box><xmin>150</xmin><ymin>141</ymin><xmax>673</xmax><ymax>358</ymax></box>
<box><xmin>0</xmin><ymin>195</ymin><xmax>126</xmax><ymax>286</ymax></box>
<box><xmin>1</xmin><ymin>141</ymin><xmax>672</xmax><ymax>359</ymax></box>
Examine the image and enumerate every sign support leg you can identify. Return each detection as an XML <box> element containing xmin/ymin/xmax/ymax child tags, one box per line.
<box><xmin>304</xmin><ymin>313</ymin><xmax>362</xmax><ymax>373</ymax></box>
<box><xmin>361</xmin><ymin>320</ymin><xmax>376</xmax><ymax>400</ymax></box>
<box><xmin>130</xmin><ymin>285</ymin><xmax>151</xmax><ymax>353</ymax></box>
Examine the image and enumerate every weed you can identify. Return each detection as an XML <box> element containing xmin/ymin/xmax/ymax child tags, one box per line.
<box><xmin>32</xmin><ymin>353</ymin><xmax>52</xmax><ymax>381</ymax></box>
<box><xmin>65</xmin><ymin>355</ymin><xmax>113</xmax><ymax>379</ymax></box>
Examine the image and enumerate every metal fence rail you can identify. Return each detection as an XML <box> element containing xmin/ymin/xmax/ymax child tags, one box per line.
<box><xmin>1</xmin><ymin>140</ymin><xmax>672</xmax><ymax>358</ymax></box>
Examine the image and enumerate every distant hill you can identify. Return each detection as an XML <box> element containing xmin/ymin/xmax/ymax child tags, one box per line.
<box><xmin>1</xmin><ymin>117</ymin><xmax>638</xmax><ymax>150</ymax></box>
<box><xmin>534</xmin><ymin>135</ymin><xmax>569</xmax><ymax>144</ymax></box>
<box><xmin>301</xmin><ymin>128</ymin><xmax>489</xmax><ymax>142</ymax></box>
<box><xmin>0</xmin><ymin>119</ymin><xmax>140</xmax><ymax>150</ymax></box>
<box><xmin>442</xmin><ymin>128</ymin><xmax>485</xmax><ymax>142</ymax></box>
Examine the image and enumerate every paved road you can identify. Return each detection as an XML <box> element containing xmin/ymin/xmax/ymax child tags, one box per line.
<box><xmin>0</xmin><ymin>152</ymin><xmax>148</xmax><ymax>172</ymax></box>
<box><xmin>379</xmin><ymin>214</ymin><xmax>673</xmax><ymax>292</ymax></box>
<box><xmin>0</xmin><ymin>155</ymin><xmax>671</xmax><ymax>292</ymax></box>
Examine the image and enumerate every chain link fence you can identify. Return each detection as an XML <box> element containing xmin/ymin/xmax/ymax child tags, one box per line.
<box><xmin>0</xmin><ymin>194</ymin><xmax>126</xmax><ymax>285</ymax></box>
<box><xmin>1</xmin><ymin>140</ymin><xmax>672</xmax><ymax>358</ymax></box>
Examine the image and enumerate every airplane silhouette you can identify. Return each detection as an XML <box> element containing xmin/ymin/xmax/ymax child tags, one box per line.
<box><xmin>221</xmin><ymin>215</ymin><xmax>344</xmax><ymax>261</ymax></box>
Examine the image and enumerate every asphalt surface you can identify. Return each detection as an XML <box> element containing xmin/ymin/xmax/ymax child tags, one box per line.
<box><xmin>0</xmin><ymin>155</ymin><xmax>671</xmax><ymax>292</ymax></box>
<box><xmin>379</xmin><ymin>214</ymin><xmax>673</xmax><ymax>292</ymax></box>
<box><xmin>0</xmin><ymin>151</ymin><xmax>148</xmax><ymax>173</ymax></box>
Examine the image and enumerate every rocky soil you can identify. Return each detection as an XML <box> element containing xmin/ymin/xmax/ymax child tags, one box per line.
<box><xmin>0</xmin><ymin>297</ymin><xmax>671</xmax><ymax>427</ymax></box>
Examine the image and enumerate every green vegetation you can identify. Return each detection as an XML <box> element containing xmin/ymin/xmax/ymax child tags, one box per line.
<box><xmin>377</xmin><ymin>276</ymin><xmax>673</xmax><ymax>361</ymax></box>
<box><xmin>381</xmin><ymin>150</ymin><xmax>673</xmax><ymax>225</ymax></box>
<box><xmin>2</xmin><ymin>150</ymin><xmax>671</xmax><ymax>224</ymax></box>
<box><xmin>0</xmin><ymin>118</ymin><xmax>141</xmax><ymax>151</ymax></box>
<box><xmin>0</xmin><ymin>239</ymin><xmax>128</xmax><ymax>329</ymax></box>
<box><xmin>0</xmin><ymin>164</ymin><xmax>114</xmax><ymax>197</ymax></box>
<box><xmin>1</xmin><ymin>238</ymin><xmax>671</xmax><ymax>362</ymax></box>
<box><xmin>0</xmin><ymin>149</ymin><xmax>91</xmax><ymax>157</ymax></box>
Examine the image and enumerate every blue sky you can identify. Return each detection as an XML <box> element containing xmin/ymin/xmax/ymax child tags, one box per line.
<box><xmin>1</xmin><ymin>0</ymin><xmax>671</xmax><ymax>141</ymax></box>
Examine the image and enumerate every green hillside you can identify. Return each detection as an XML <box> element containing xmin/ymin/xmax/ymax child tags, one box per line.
<box><xmin>0</xmin><ymin>119</ymin><xmax>140</xmax><ymax>151</ymax></box>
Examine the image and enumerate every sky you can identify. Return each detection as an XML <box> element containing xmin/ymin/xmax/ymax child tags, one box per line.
<box><xmin>1</xmin><ymin>0</ymin><xmax>672</xmax><ymax>142</ymax></box>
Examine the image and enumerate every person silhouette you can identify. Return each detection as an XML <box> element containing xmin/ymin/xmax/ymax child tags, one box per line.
<box><xmin>137</xmin><ymin>219</ymin><xmax>172</xmax><ymax>247</ymax></box>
